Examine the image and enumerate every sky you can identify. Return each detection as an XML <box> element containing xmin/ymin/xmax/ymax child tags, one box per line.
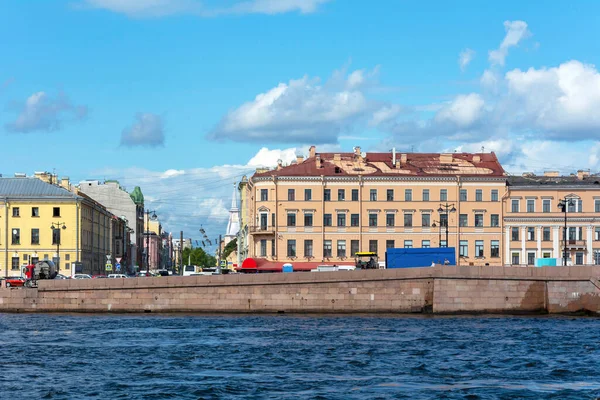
<box><xmin>1</xmin><ymin>0</ymin><xmax>600</xmax><ymax>251</ymax></box>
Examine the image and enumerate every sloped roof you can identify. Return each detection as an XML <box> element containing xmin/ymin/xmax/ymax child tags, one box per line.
<box><xmin>0</xmin><ymin>178</ymin><xmax>80</xmax><ymax>199</ymax></box>
<box><xmin>508</xmin><ymin>175</ymin><xmax>600</xmax><ymax>187</ymax></box>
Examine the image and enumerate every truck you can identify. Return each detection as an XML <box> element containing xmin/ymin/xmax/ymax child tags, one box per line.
<box><xmin>385</xmin><ymin>247</ymin><xmax>456</xmax><ymax>269</ymax></box>
<box><xmin>23</xmin><ymin>260</ymin><xmax>58</xmax><ymax>287</ymax></box>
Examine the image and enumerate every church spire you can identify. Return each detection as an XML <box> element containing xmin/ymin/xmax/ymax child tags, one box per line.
<box><xmin>225</xmin><ymin>182</ymin><xmax>240</xmax><ymax>239</ymax></box>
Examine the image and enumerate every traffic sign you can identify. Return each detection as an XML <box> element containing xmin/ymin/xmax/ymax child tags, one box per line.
<box><xmin>105</xmin><ymin>263</ymin><xmax>113</xmax><ymax>271</ymax></box>
<box><xmin>115</xmin><ymin>263</ymin><xmax>121</xmax><ymax>272</ymax></box>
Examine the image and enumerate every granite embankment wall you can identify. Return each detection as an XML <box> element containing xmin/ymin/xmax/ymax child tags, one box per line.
<box><xmin>0</xmin><ymin>266</ymin><xmax>599</xmax><ymax>314</ymax></box>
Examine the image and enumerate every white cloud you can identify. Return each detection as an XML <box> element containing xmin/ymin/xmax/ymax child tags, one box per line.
<box><xmin>120</xmin><ymin>113</ymin><xmax>165</xmax><ymax>147</ymax></box>
<box><xmin>247</xmin><ymin>147</ymin><xmax>298</xmax><ymax>167</ymax></box>
<box><xmin>369</xmin><ymin>104</ymin><xmax>402</xmax><ymax>126</ymax></box>
<box><xmin>488</xmin><ymin>20</ymin><xmax>530</xmax><ymax>66</ymax></box>
<box><xmin>459</xmin><ymin>48</ymin><xmax>475</xmax><ymax>71</ymax></box>
<box><xmin>5</xmin><ymin>91</ymin><xmax>88</xmax><ymax>133</ymax></box>
<box><xmin>434</xmin><ymin>93</ymin><xmax>485</xmax><ymax>128</ymax></box>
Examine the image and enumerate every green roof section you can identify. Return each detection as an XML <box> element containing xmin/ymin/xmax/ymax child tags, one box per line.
<box><xmin>130</xmin><ymin>186</ymin><xmax>144</xmax><ymax>205</ymax></box>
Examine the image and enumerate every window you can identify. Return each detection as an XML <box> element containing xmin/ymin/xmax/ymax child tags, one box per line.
<box><xmin>475</xmin><ymin>189</ymin><xmax>483</xmax><ymax>202</ymax></box>
<box><xmin>304</xmin><ymin>189</ymin><xmax>312</xmax><ymax>201</ymax></box>
<box><xmin>422</xmin><ymin>214</ymin><xmax>431</xmax><ymax>227</ymax></box>
<box><xmin>271</xmin><ymin>239</ymin><xmax>275</xmax><ymax>256</ymax></box>
<box><xmin>474</xmin><ymin>214</ymin><xmax>483</xmax><ymax>227</ymax></box>
<box><xmin>337</xmin><ymin>240</ymin><xmax>346</xmax><ymax>257</ymax></box>
<box><xmin>568</xmin><ymin>200</ymin><xmax>576</xmax><ymax>213</ymax></box>
<box><xmin>512</xmin><ymin>252</ymin><xmax>520</xmax><ymax>265</ymax></box>
<box><xmin>440</xmin><ymin>189</ymin><xmax>447</xmax><ymax>201</ymax></box>
<box><xmin>260</xmin><ymin>240</ymin><xmax>267</xmax><ymax>257</ymax></box>
<box><xmin>527</xmin><ymin>199</ymin><xmax>535</xmax><ymax>213</ymax></box>
<box><xmin>491</xmin><ymin>240</ymin><xmax>499</xmax><ymax>257</ymax></box>
<box><xmin>351</xmin><ymin>240</ymin><xmax>359</xmax><ymax>256</ymax></box>
<box><xmin>422</xmin><ymin>189</ymin><xmax>430</xmax><ymax>201</ymax></box>
<box><xmin>287</xmin><ymin>213</ymin><xmax>296</xmax><ymax>227</ymax></box>
<box><xmin>369</xmin><ymin>240</ymin><xmax>378</xmax><ymax>253</ymax></box>
<box><xmin>511</xmin><ymin>199</ymin><xmax>519</xmax><ymax>212</ymax></box>
<box><xmin>542</xmin><ymin>227</ymin><xmax>551</xmax><ymax>241</ymax></box>
<box><xmin>422</xmin><ymin>240</ymin><xmax>430</xmax><ymax>248</ymax></box>
<box><xmin>404</xmin><ymin>213</ymin><xmax>413</xmax><ymax>227</ymax></box>
<box><xmin>595</xmin><ymin>200</ymin><xmax>600</xmax><ymax>213</ymax></box>
<box><xmin>31</xmin><ymin>229</ymin><xmax>39</xmax><ymax>245</ymax></box>
<box><xmin>324</xmin><ymin>189</ymin><xmax>331</xmax><ymax>201</ymax></box>
<box><xmin>387</xmin><ymin>189</ymin><xmax>394</xmax><ymax>201</ymax></box>
<box><xmin>576</xmin><ymin>252</ymin><xmax>584</xmax><ymax>265</ymax></box>
<box><xmin>491</xmin><ymin>190</ymin><xmax>498</xmax><ymax>202</ymax></box>
<box><xmin>351</xmin><ymin>189</ymin><xmax>359</xmax><ymax>201</ymax></box>
<box><xmin>543</xmin><ymin>199</ymin><xmax>551</xmax><ymax>213</ymax></box>
<box><xmin>528</xmin><ymin>253</ymin><xmax>536</xmax><ymax>265</ymax></box>
<box><xmin>287</xmin><ymin>240</ymin><xmax>296</xmax><ymax>257</ymax></box>
<box><xmin>386</xmin><ymin>213</ymin><xmax>395</xmax><ymax>227</ymax></box>
<box><xmin>338</xmin><ymin>189</ymin><xmax>345</xmax><ymax>201</ymax></box>
<box><xmin>337</xmin><ymin>213</ymin><xmax>346</xmax><ymax>227</ymax></box>
<box><xmin>52</xmin><ymin>228</ymin><xmax>61</xmax><ymax>245</ymax></box>
<box><xmin>440</xmin><ymin>240</ymin><xmax>447</xmax><ymax>248</ymax></box>
<box><xmin>405</xmin><ymin>189</ymin><xmax>412</xmax><ymax>201</ymax></box>
<box><xmin>370</xmin><ymin>189</ymin><xmax>377</xmax><ymax>201</ymax></box>
<box><xmin>23</xmin><ymin>254</ymin><xmax>28</xmax><ymax>261</ymax></box>
<box><xmin>260</xmin><ymin>189</ymin><xmax>268</xmax><ymax>201</ymax></box>
<box><xmin>288</xmin><ymin>189</ymin><xmax>295</xmax><ymax>201</ymax></box>
<box><xmin>258</xmin><ymin>213</ymin><xmax>267</xmax><ymax>229</ymax></box>
<box><xmin>460</xmin><ymin>189</ymin><xmax>467</xmax><ymax>201</ymax></box>
<box><xmin>511</xmin><ymin>227</ymin><xmax>519</xmax><ymax>241</ymax></box>
<box><xmin>475</xmin><ymin>240</ymin><xmax>484</xmax><ymax>257</ymax></box>
<box><xmin>12</xmin><ymin>257</ymin><xmax>19</xmax><ymax>271</ymax></box>
<box><xmin>404</xmin><ymin>240</ymin><xmax>413</xmax><ymax>248</ymax></box>
<box><xmin>32</xmin><ymin>207</ymin><xmax>39</xmax><ymax>217</ymax></box>
<box><xmin>351</xmin><ymin>214</ymin><xmax>359</xmax><ymax>227</ymax></box>
<box><xmin>459</xmin><ymin>214</ymin><xmax>468</xmax><ymax>227</ymax></box>
<box><xmin>527</xmin><ymin>227</ymin><xmax>535</xmax><ymax>241</ymax></box>
<box><xmin>323</xmin><ymin>240</ymin><xmax>332</xmax><ymax>257</ymax></box>
<box><xmin>596</xmin><ymin>227</ymin><xmax>600</xmax><ymax>241</ymax></box>
<box><xmin>12</xmin><ymin>228</ymin><xmax>20</xmax><ymax>245</ymax></box>
<box><xmin>304</xmin><ymin>214</ymin><xmax>313</xmax><ymax>227</ymax></box>
<box><xmin>490</xmin><ymin>214</ymin><xmax>499</xmax><ymax>227</ymax></box>
<box><xmin>459</xmin><ymin>240</ymin><xmax>468</xmax><ymax>257</ymax></box>
<box><xmin>369</xmin><ymin>213</ymin><xmax>378</xmax><ymax>227</ymax></box>
<box><xmin>323</xmin><ymin>214</ymin><xmax>332</xmax><ymax>227</ymax></box>
<box><xmin>386</xmin><ymin>240</ymin><xmax>395</xmax><ymax>249</ymax></box>
<box><xmin>440</xmin><ymin>214</ymin><xmax>448</xmax><ymax>228</ymax></box>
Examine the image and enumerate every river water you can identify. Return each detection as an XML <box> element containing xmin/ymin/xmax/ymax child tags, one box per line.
<box><xmin>0</xmin><ymin>314</ymin><xmax>598</xmax><ymax>399</ymax></box>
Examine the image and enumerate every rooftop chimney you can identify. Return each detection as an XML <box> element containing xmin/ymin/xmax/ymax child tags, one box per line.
<box><xmin>276</xmin><ymin>159</ymin><xmax>283</xmax><ymax>171</ymax></box>
<box><xmin>543</xmin><ymin>171</ymin><xmax>560</xmax><ymax>177</ymax></box>
<box><xmin>316</xmin><ymin>154</ymin><xmax>322</xmax><ymax>169</ymax></box>
<box><xmin>354</xmin><ymin>146</ymin><xmax>361</xmax><ymax>156</ymax></box>
<box><xmin>440</xmin><ymin>153</ymin><xmax>453</xmax><ymax>164</ymax></box>
<box><xmin>392</xmin><ymin>148</ymin><xmax>396</xmax><ymax>166</ymax></box>
<box><xmin>60</xmin><ymin>177</ymin><xmax>70</xmax><ymax>190</ymax></box>
<box><xmin>309</xmin><ymin>145</ymin><xmax>316</xmax><ymax>158</ymax></box>
<box><xmin>296</xmin><ymin>155</ymin><xmax>304</xmax><ymax>164</ymax></box>
<box><xmin>400</xmin><ymin>153</ymin><xmax>407</xmax><ymax>164</ymax></box>
<box><xmin>473</xmin><ymin>155</ymin><xmax>481</xmax><ymax>163</ymax></box>
<box><xmin>333</xmin><ymin>153</ymin><xmax>341</xmax><ymax>162</ymax></box>
<box><xmin>577</xmin><ymin>170</ymin><xmax>590</xmax><ymax>180</ymax></box>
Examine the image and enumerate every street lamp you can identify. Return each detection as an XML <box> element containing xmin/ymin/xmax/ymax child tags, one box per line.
<box><xmin>437</xmin><ymin>203</ymin><xmax>456</xmax><ymax>248</ymax></box>
<box><xmin>50</xmin><ymin>222</ymin><xmax>67</xmax><ymax>272</ymax></box>
<box><xmin>145</xmin><ymin>210</ymin><xmax>157</xmax><ymax>273</ymax></box>
<box><xmin>558</xmin><ymin>197</ymin><xmax>576</xmax><ymax>266</ymax></box>
<box><xmin>431</xmin><ymin>220</ymin><xmax>442</xmax><ymax>247</ymax></box>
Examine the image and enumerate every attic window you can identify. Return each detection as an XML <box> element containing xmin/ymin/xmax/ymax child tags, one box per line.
<box><xmin>353</xmin><ymin>168</ymin><xmax>364</xmax><ymax>172</ymax></box>
<box><xmin>334</xmin><ymin>167</ymin><xmax>342</xmax><ymax>174</ymax></box>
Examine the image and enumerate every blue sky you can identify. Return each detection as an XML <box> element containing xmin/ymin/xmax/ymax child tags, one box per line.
<box><xmin>2</xmin><ymin>0</ymin><xmax>600</xmax><ymax>246</ymax></box>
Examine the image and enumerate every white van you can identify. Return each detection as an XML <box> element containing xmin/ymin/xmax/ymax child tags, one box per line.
<box><xmin>182</xmin><ymin>265</ymin><xmax>198</xmax><ymax>276</ymax></box>
<box><xmin>107</xmin><ymin>274</ymin><xmax>128</xmax><ymax>278</ymax></box>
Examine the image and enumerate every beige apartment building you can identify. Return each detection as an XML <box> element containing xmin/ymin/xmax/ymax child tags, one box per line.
<box><xmin>244</xmin><ymin>147</ymin><xmax>507</xmax><ymax>267</ymax></box>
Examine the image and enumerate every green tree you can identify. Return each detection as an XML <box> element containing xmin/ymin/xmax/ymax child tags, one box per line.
<box><xmin>182</xmin><ymin>247</ymin><xmax>216</xmax><ymax>267</ymax></box>
<box><xmin>222</xmin><ymin>238</ymin><xmax>237</xmax><ymax>259</ymax></box>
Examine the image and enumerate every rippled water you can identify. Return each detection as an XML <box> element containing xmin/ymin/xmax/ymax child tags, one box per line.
<box><xmin>0</xmin><ymin>314</ymin><xmax>599</xmax><ymax>399</ymax></box>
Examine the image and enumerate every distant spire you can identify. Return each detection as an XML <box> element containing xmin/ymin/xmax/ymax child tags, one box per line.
<box><xmin>225</xmin><ymin>182</ymin><xmax>240</xmax><ymax>238</ymax></box>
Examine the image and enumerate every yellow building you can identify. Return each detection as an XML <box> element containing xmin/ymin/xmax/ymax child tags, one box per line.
<box><xmin>0</xmin><ymin>175</ymin><xmax>123</xmax><ymax>276</ymax></box>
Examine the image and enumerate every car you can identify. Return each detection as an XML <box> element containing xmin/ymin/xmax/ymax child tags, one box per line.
<box><xmin>72</xmin><ymin>274</ymin><xmax>92</xmax><ymax>279</ymax></box>
<box><xmin>54</xmin><ymin>274</ymin><xmax>70</xmax><ymax>280</ymax></box>
<box><xmin>5</xmin><ymin>276</ymin><xmax>25</xmax><ymax>287</ymax></box>
<box><xmin>91</xmin><ymin>275</ymin><xmax>107</xmax><ymax>279</ymax></box>
<box><xmin>107</xmin><ymin>274</ymin><xmax>128</xmax><ymax>278</ymax></box>
<box><xmin>136</xmin><ymin>272</ymin><xmax>152</xmax><ymax>277</ymax></box>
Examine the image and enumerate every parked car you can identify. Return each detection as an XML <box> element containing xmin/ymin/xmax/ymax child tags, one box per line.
<box><xmin>107</xmin><ymin>274</ymin><xmax>128</xmax><ymax>278</ymax></box>
<box><xmin>72</xmin><ymin>274</ymin><xmax>92</xmax><ymax>279</ymax></box>
<box><xmin>91</xmin><ymin>275</ymin><xmax>107</xmax><ymax>279</ymax></box>
<box><xmin>54</xmin><ymin>274</ymin><xmax>70</xmax><ymax>280</ymax></box>
<box><xmin>5</xmin><ymin>276</ymin><xmax>25</xmax><ymax>287</ymax></box>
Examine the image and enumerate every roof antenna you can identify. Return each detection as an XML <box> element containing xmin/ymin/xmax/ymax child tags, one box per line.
<box><xmin>481</xmin><ymin>146</ymin><xmax>485</xmax><ymax>153</ymax></box>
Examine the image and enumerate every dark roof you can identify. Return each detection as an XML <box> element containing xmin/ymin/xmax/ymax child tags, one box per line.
<box><xmin>252</xmin><ymin>152</ymin><xmax>505</xmax><ymax>179</ymax></box>
<box><xmin>0</xmin><ymin>178</ymin><xmax>80</xmax><ymax>199</ymax></box>
<box><xmin>507</xmin><ymin>175</ymin><xmax>600</xmax><ymax>187</ymax></box>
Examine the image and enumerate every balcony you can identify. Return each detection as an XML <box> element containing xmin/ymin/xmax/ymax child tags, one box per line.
<box><xmin>563</xmin><ymin>240</ymin><xmax>587</xmax><ymax>250</ymax></box>
<box><xmin>249</xmin><ymin>226</ymin><xmax>275</xmax><ymax>235</ymax></box>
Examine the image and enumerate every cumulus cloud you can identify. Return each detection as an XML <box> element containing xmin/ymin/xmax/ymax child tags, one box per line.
<box><xmin>5</xmin><ymin>91</ymin><xmax>88</xmax><ymax>133</ymax></box>
<box><xmin>120</xmin><ymin>113</ymin><xmax>165</xmax><ymax>147</ymax></box>
<box><xmin>488</xmin><ymin>20</ymin><xmax>530</xmax><ymax>66</ymax></box>
<box><xmin>459</xmin><ymin>48</ymin><xmax>475</xmax><ymax>71</ymax></box>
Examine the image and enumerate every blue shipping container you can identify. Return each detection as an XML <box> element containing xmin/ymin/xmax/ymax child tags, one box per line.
<box><xmin>385</xmin><ymin>248</ymin><xmax>456</xmax><ymax>269</ymax></box>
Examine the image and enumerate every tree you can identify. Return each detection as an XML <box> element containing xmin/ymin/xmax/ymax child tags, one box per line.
<box><xmin>182</xmin><ymin>247</ymin><xmax>216</xmax><ymax>267</ymax></box>
<box><xmin>222</xmin><ymin>238</ymin><xmax>237</xmax><ymax>259</ymax></box>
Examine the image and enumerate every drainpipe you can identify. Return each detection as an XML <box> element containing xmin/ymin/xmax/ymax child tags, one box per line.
<box><xmin>4</xmin><ymin>197</ymin><xmax>8</xmax><ymax>277</ymax></box>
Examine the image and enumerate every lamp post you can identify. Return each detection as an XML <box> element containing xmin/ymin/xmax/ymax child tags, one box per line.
<box><xmin>145</xmin><ymin>210</ymin><xmax>157</xmax><ymax>273</ymax></box>
<box><xmin>437</xmin><ymin>203</ymin><xmax>456</xmax><ymax>248</ymax></box>
<box><xmin>431</xmin><ymin>220</ymin><xmax>442</xmax><ymax>247</ymax></box>
<box><xmin>558</xmin><ymin>197</ymin><xmax>575</xmax><ymax>267</ymax></box>
<box><xmin>50</xmin><ymin>222</ymin><xmax>67</xmax><ymax>272</ymax></box>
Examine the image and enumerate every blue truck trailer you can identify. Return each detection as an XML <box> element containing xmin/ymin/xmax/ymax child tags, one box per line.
<box><xmin>385</xmin><ymin>247</ymin><xmax>456</xmax><ymax>268</ymax></box>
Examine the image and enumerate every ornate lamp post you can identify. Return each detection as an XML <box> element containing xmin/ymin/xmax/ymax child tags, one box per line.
<box><xmin>558</xmin><ymin>197</ymin><xmax>576</xmax><ymax>266</ymax></box>
<box><xmin>437</xmin><ymin>203</ymin><xmax>456</xmax><ymax>248</ymax></box>
<box><xmin>431</xmin><ymin>220</ymin><xmax>442</xmax><ymax>247</ymax></box>
<box><xmin>50</xmin><ymin>222</ymin><xmax>67</xmax><ymax>272</ymax></box>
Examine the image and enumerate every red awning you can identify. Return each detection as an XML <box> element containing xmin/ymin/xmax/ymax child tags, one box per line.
<box><xmin>241</xmin><ymin>258</ymin><xmax>258</xmax><ymax>269</ymax></box>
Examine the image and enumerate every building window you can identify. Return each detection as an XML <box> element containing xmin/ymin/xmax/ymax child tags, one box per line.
<box><xmin>490</xmin><ymin>214</ymin><xmax>499</xmax><ymax>227</ymax></box>
<box><xmin>65</xmin><ymin>254</ymin><xmax>70</xmax><ymax>261</ymax></box>
<box><xmin>323</xmin><ymin>240</ymin><xmax>332</xmax><ymax>257</ymax></box>
<box><xmin>491</xmin><ymin>190</ymin><xmax>498</xmax><ymax>202</ymax></box>
<box><xmin>304</xmin><ymin>214</ymin><xmax>313</xmax><ymax>227</ymax></box>
<box><xmin>31</xmin><ymin>229</ymin><xmax>39</xmax><ymax>245</ymax></box>
<box><xmin>287</xmin><ymin>240</ymin><xmax>296</xmax><ymax>257</ymax></box>
<box><xmin>404</xmin><ymin>213</ymin><xmax>413</xmax><ymax>227</ymax></box>
<box><xmin>491</xmin><ymin>240</ymin><xmax>499</xmax><ymax>257</ymax></box>
<box><xmin>475</xmin><ymin>240</ymin><xmax>484</xmax><ymax>257</ymax></box>
<box><xmin>440</xmin><ymin>214</ymin><xmax>448</xmax><ymax>228</ymax></box>
<box><xmin>337</xmin><ymin>214</ymin><xmax>346</xmax><ymax>227</ymax></box>
<box><xmin>595</xmin><ymin>200</ymin><xmax>600</xmax><ymax>213</ymax></box>
<box><xmin>337</xmin><ymin>240</ymin><xmax>346</xmax><ymax>257</ymax></box>
<box><xmin>32</xmin><ymin>207</ymin><xmax>39</xmax><ymax>217</ymax></box>
<box><xmin>422</xmin><ymin>240</ymin><xmax>430</xmax><ymax>248</ymax></box>
<box><xmin>460</xmin><ymin>189</ymin><xmax>467</xmax><ymax>201</ymax></box>
<box><xmin>404</xmin><ymin>240</ymin><xmax>413</xmax><ymax>248</ymax></box>
<box><xmin>304</xmin><ymin>189</ymin><xmax>312</xmax><ymax>201</ymax></box>
<box><xmin>405</xmin><ymin>189</ymin><xmax>412</xmax><ymax>201</ymax></box>
<box><xmin>386</xmin><ymin>240</ymin><xmax>395</xmax><ymax>249</ymax></box>
<box><xmin>595</xmin><ymin>227</ymin><xmax>600</xmax><ymax>241</ymax></box>
<box><xmin>511</xmin><ymin>199</ymin><xmax>519</xmax><ymax>212</ymax></box>
<box><xmin>440</xmin><ymin>240</ymin><xmax>447</xmax><ymax>248</ymax></box>
<box><xmin>12</xmin><ymin>207</ymin><xmax>21</xmax><ymax>217</ymax></box>
<box><xmin>271</xmin><ymin>239</ymin><xmax>275</xmax><ymax>257</ymax></box>
<box><xmin>527</xmin><ymin>227</ymin><xmax>535</xmax><ymax>241</ymax></box>
<box><xmin>511</xmin><ymin>227</ymin><xmax>519</xmax><ymax>241</ymax></box>
<box><xmin>324</xmin><ymin>189</ymin><xmax>331</xmax><ymax>202</ymax></box>
<box><xmin>568</xmin><ymin>200</ymin><xmax>576</xmax><ymax>213</ymax></box>
<box><xmin>370</xmin><ymin>189</ymin><xmax>377</xmax><ymax>201</ymax></box>
<box><xmin>527</xmin><ymin>199</ymin><xmax>535</xmax><ymax>213</ymax></box>
<box><xmin>475</xmin><ymin>189</ymin><xmax>483</xmax><ymax>202</ymax></box>
<box><xmin>260</xmin><ymin>189</ymin><xmax>268</xmax><ymax>201</ymax></box>
<box><xmin>260</xmin><ymin>240</ymin><xmax>267</xmax><ymax>257</ymax></box>
<box><xmin>422</xmin><ymin>189</ymin><xmax>430</xmax><ymax>201</ymax></box>
<box><xmin>543</xmin><ymin>199</ymin><xmax>551</xmax><ymax>213</ymax></box>
<box><xmin>12</xmin><ymin>228</ymin><xmax>20</xmax><ymax>245</ymax></box>
<box><xmin>338</xmin><ymin>189</ymin><xmax>345</xmax><ymax>201</ymax></box>
<box><xmin>351</xmin><ymin>240</ymin><xmax>359</xmax><ymax>256</ymax></box>
<box><xmin>576</xmin><ymin>252</ymin><xmax>584</xmax><ymax>265</ymax></box>
<box><xmin>323</xmin><ymin>214</ymin><xmax>332</xmax><ymax>227</ymax></box>
<box><xmin>440</xmin><ymin>189</ymin><xmax>447</xmax><ymax>201</ymax></box>
<box><xmin>369</xmin><ymin>213</ymin><xmax>378</xmax><ymax>227</ymax></box>
<box><xmin>512</xmin><ymin>252</ymin><xmax>520</xmax><ymax>265</ymax></box>
<box><xmin>543</xmin><ymin>227</ymin><xmax>551</xmax><ymax>241</ymax></box>
<box><xmin>528</xmin><ymin>253</ymin><xmax>536</xmax><ymax>265</ymax></box>
<box><xmin>369</xmin><ymin>240</ymin><xmax>377</xmax><ymax>253</ymax></box>
<box><xmin>288</xmin><ymin>189</ymin><xmax>295</xmax><ymax>201</ymax></box>
<box><xmin>387</xmin><ymin>189</ymin><xmax>394</xmax><ymax>201</ymax></box>
<box><xmin>459</xmin><ymin>240</ymin><xmax>468</xmax><ymax>257</ymax></box>
<box><xmin>386</xmin><ymin>214</ymin><xmax>395</xmax><ymax>227</ymax></box>
<box><xmin>351</xmin><ymin>214</ymin><xmax>359</xmax><ymax>227</ymax></box>
<box><xmin>304</xmin><ymin>240</ymin><xmax>313</xmax><ymax>257</ymax></box>
<box><xmin>459</xmin><ymin>214</ymin><xmax>468</xmax><ymax>227</ymax></box>
<box><xmin>474</xmin><ymin>214</ymin><xmax>483</xmax><ymax>227</ymax></box>
<box><xmin>287</xmin><ymin>213</ymin><xmax>296</xmax><ymax>227</ymax></box>
<box><xmin>351</xmin><ymin>189</ymin><xmax>359</xmax><ymax>201</ymax></box>
<box><xmin>422</xmin><ymin>214</ymin><xmax>431</xmax><ymax>227</ymax></box>
<box><xmin>12</xmin><ymin>257</ymin><xmax>19</xmax><ymax>271</ymax></box>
